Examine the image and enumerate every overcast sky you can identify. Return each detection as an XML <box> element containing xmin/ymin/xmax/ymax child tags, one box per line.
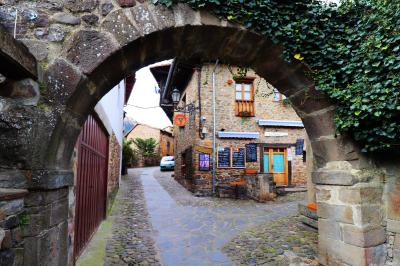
<box><xmin>124</xmin><ymin>61</ymin><xmax>173</xmax><ymax>130</ymax></box>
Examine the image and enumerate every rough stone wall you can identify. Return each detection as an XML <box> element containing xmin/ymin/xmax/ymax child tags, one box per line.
<box><xmin>0</xmin><ymin>189</ymin><xmax>27</xmax><ymax>266</ymax></box>
<box><xmin>173</xmin><ymin>100</ymin><xmax>198</xmax><ymax>192</ymax></box>
<box><xmin>67</xmin><ymin>146</ymin><xmax>78</xmax><ymax>265</ymax></box>
<box><xmin>106</xmin><ymin>133</ymin><xmax>120</xmax><ymax>211</ymax></box>
<box><xmin>173</xmin><ymin>65</ymin><xmax>308</xmax><ymax>195</ymax></box>
<box><xmin>382</xmin><ymin>163</ymin><xmax>400</xmax><ymax>265</ymax></box>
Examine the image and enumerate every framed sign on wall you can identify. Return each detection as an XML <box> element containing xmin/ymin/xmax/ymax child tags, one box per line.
<box><xmin>199</xmin><ymin>153</ymin><xmax>210</xmax><ymax>171</ymax></box>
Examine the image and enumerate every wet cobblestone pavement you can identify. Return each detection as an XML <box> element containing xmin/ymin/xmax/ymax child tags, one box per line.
<box><xmin>104</xmin><ymin>171</ymin><xmax>161</xmax><ymax>265</ymax></box>
<box><xmin>104</xmin><ymin>167</ymin><xmax>312</xmax><ymax>265</ymax></box>
<box><xmin>222</xmin><ymin>215</ymin><xmax>318</xmax><ymax>265</ymax></box>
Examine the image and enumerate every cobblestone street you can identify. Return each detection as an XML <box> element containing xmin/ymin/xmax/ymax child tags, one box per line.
<box><xmin>103</xmin><ymin>167</ymin><xmax>316</xmax><ymax>265</ymax></box>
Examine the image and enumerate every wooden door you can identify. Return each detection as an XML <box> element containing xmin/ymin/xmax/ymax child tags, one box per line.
<box><xmin>74</xmin><ymin>114</ymin><xmax>109</xmax><ymax>261</ymax></box>
<box><xmin>263</xmin><ymin>147</ymin><xmax>288</xmax><ymax>186</ymax></box>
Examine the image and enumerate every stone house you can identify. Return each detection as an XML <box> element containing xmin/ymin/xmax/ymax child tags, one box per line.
<box><xmin>125</xmin><ymin>122</ymin><xmax>174</xmax><ymax>166</ymax></box>
<box><xmin>154</xmin><ymin>62</ymin><xmax>308</xmax><ymax>196</ymax></box>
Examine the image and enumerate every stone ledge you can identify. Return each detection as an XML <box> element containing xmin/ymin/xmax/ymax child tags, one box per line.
<box><xmin>27</xmin><ymin>170</ymin><xmax>73</xmax><ymax>189</ymax></box>
<box><xmin>0</xmin><ymin>189</ymin><xmax>28</xmax><ymax>201</ymax></box>
<box><xmin>312</xmin><ymin>170</ymin><xmax>357</xmax><ymax>186</ymax></box>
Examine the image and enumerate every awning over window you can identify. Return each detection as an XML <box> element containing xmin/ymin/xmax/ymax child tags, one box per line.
<box><xmin>218</xmin><ymin>131</ymin><xmax>260</xmax><ymax>139</ymax></box>
<box><xmin>257</xmin><ymin>119</ymin><xmax>304</xmax><ymax>128</ymax></box>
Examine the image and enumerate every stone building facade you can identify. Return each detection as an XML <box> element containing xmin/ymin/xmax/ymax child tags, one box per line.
<box><xmin>160</xmin><ymin>64</ymin><xmax>308</xmax><ymax>196</ymax></box>
<box><xmin>125</xmin><ymin>123</ymin><xmax>174</xmax><ymax>166</ymax></box>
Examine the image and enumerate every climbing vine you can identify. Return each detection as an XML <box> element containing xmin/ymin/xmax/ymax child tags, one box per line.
<box><xmin>153</xmin><ymin>0</ymin><xmax>400</xmax><ymax>153</ymax></box>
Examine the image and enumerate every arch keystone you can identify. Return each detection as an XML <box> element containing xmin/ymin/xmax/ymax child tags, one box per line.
<box><xmin>129</xmin><ymin>4</ymin><xmax>158</xmax><ymax>36</ymax></box>
<box><xmin>101</xmin><ymin>9</ymin><xmax>140</xmax><ymax>46</ymax></box>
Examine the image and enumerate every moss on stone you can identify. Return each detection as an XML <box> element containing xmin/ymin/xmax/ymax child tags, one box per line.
<box><xmin>76</xmin><ymin>219</ymin><xmax>112</xmax><ymax>266</ymax></box>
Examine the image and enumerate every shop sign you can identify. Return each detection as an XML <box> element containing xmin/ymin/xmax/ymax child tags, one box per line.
<box><xmin>195</xmin><ymin>145</ymin><xmax>212</xmax><ymax>154</ymax></box>
<box><xmin>265</xmin><ymin>131</ymin><xmax>288</xmax><ymax>137</ymax></box>
<box><xmin>174</xmin><ymin>113</ymin><xmax>187</xmax><ymax>127</ymax></box>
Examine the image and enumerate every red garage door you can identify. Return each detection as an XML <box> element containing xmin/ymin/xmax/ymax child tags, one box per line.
<box><xmin>74</xmin><ymin>114</ymin><xmax>108</xmax><ymax>260</ymax></box>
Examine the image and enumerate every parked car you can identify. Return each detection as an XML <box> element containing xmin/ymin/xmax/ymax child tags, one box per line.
<box><xmin>160</xmin><ymin>156</ymin><xmax>175</xmax><ymax>171</ymax></box>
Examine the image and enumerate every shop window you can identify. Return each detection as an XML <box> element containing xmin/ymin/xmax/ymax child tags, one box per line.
<box><xmin>235</xmin><ymin>79</ymin><xmax>255</xmax><ymax>117</ymax></box>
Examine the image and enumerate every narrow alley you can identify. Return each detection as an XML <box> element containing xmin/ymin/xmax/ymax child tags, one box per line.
<box><xmin>80</xmin><ymin>167</ymin><xmax>317</xmax><ymax>266</ymax></box>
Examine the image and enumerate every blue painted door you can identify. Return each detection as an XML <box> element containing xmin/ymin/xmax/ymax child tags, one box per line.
<box><xmin>273</xmin><ymin>154</ymin><xmax>285</xmax><ymax>172</ymax></box>
<box><xmin>263</xmin><ymin>154</ymin><xmax>269</xmax><ymax>172</ymax></box>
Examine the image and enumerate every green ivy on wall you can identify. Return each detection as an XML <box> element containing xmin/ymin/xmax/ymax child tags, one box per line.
<box><xmin>153</xmin><ymin>0</ymin><xmax>400</xmax><ymax>153</ymax></box>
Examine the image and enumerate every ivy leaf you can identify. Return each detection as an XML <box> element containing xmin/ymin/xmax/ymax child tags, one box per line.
<box><xmin>294</xmin><ymin>53</ymin><xmax>304</xmax><ymax>60</ymax></box>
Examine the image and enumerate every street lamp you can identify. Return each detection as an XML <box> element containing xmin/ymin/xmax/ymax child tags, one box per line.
<box><xmin>171</xmin><ymin>88</ymin><xmax>180</xmax><ymax>105</ymax></box>
<box><xmin>170</xmin><ymin>88</ymin><xmax>197</xmax><ymax>113</ymax></box>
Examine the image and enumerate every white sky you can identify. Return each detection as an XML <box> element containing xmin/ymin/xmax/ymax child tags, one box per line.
<box><xmin>124</xmin><ymin>61</ymin><xmax>173</xmax><ymax>129</ymax></box>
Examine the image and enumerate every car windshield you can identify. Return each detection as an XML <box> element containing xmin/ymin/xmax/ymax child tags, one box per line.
<box><xmin>162</xmin><ymin>156</ymin><xmax>174</xmax><ymax>162</ymax></box>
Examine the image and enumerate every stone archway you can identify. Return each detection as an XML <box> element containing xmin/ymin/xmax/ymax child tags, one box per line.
<box><xmin>0</xmin><ymin>1</ymin><xmax>392</xmax><ymax>265</ymax></box>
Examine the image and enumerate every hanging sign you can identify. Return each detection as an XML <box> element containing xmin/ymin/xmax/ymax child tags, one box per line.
<box><xmin>199</xmin><ymin>153</ymin><xmax>210</xmax><ymax>171</ymax></box>
<box><xmin>174</xmin><ymin>113</ymin><xmax>187</xmax><ymax>127</ymax></box>
<box><xmin>245</xmin><ymin>144</ymin><xmax>257</xmax><ymax>162</ymax></box>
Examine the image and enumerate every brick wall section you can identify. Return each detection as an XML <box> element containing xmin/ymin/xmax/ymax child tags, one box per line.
<box><xmin>174</xmin><ymin>65</ymin><xmax>308</xmax><ymax>195</ymax></box>
<box><xmin>107</xmin><ymin>134</ymin><xmax>121</xmax><ymax>211</ymax></box>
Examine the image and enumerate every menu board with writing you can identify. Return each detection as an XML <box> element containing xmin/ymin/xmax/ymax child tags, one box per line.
<box><xmin>199</xmin><ymin>153</ymin><xmax>210</xmax><ymax>171</ymax></box>
<box><xmin>217</xmin><ymin>147</ymin><xmax>231</xmax><ymax>168</ymax></box>
<box><xmin>246</xmin><ymin>144</ymin><xmax>257</xmax><ymax>162</ymax></box>
<box><xmin>232</xmin><ymin>148</ymin><xmax>245</xmax><ymax>168</ymax></box>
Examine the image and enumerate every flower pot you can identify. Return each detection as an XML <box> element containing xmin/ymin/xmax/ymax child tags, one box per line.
<box><xmin>244</xmin><ymin>169</ymin><xmax>257</xmax><ymax>174</ymax></box>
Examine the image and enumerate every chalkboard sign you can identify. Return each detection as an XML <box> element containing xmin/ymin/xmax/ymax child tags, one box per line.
<box><xmin>199</xmin><ymin>153</ymin><xmax>210</xmax><ymax>171</ymax></box>
<box><xmin>246</xmin><ymin>144</ymin><xmax>257</xmax><ymax>162</ymax></box>
<box><xmin>232</xmin><ymin>148</ymin><xmax>245</xmax><ymax>168</ymax></box>
<box><xmin>217</xmin><ymin>147</ymin><xmax>231</xmax><ymax>168</ymax></box>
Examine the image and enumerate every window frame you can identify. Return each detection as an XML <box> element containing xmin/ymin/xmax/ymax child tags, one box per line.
<box><xmin>234</xmin><ymin>78</ymin><xmax>255</xmax><ymax>117</ymax></box>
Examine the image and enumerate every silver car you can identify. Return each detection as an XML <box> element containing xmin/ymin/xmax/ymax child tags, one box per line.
<box><xmin>160</xmin><ymin>156</ymin><xmax>175</xmax><ymax>171</ymax></box>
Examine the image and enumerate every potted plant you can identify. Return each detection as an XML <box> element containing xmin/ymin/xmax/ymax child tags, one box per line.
<box><xmin>244</xmin><ymin>166</ymin><xmax>258</xmax><ymax>174</ymax></box>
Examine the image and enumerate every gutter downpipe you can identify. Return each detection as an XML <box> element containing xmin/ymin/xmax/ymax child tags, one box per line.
<box><xmin>211</xmin><ymin>59</ymin><xmax>219</xmax><ymax>195</ymax></box>
<box><xmin>197</xmin><ymin>67</ymin><xmax>204</xmax><ymax>139</ymax></box>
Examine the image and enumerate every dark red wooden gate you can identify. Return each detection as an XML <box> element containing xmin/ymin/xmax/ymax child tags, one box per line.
<box><xmin>74</xmin><ymin>114</ymin><xmax>109</xmax><ymax>260</ymax></box>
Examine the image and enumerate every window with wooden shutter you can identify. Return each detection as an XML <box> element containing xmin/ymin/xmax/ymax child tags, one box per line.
<box><xmin>235</xmin><ymin>79</ymin><xmax>255</xmax><ymax>117</ymax></box>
